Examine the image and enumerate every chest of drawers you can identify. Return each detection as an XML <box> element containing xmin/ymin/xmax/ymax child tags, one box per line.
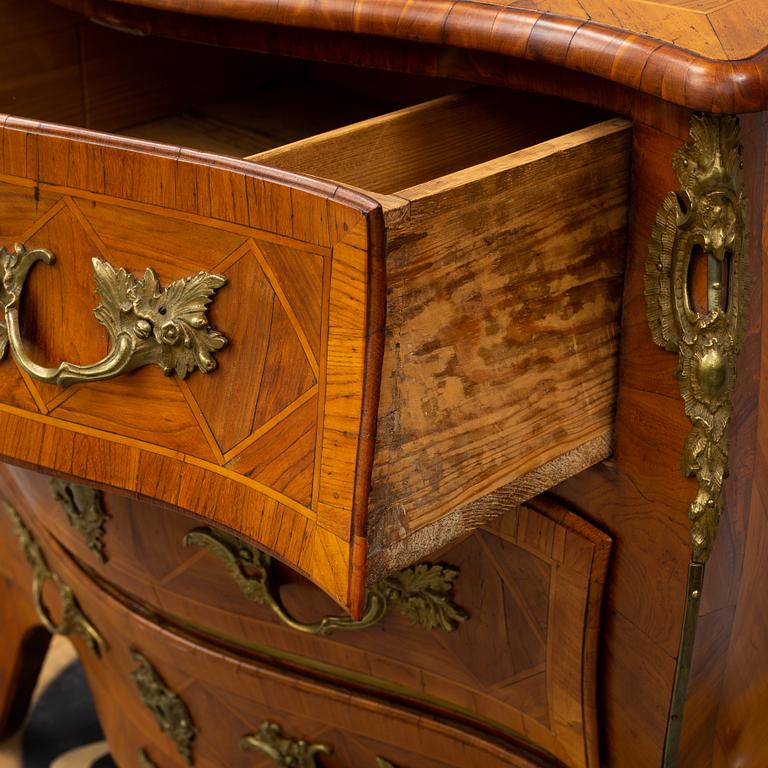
<box><xmin>0</xmin><ymin>1</ymin><xmax>767</xmax><ymax>767</ymax></box>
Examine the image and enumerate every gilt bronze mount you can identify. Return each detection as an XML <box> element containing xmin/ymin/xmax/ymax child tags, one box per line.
<box><xmin>240</xmin><ymin>721</ymin><xmax>331</xmax><ymax>767</ymax></box>
<box><xmin>48</xmin><ymin>478</ymin><xmax>108</xmax><ymax>562</ymax></box>
<box><xmin>184</xmin><ymin>526</ymin><xmax>467</xmax><ymax>636</ymax></box>
<box><xmin>130</xmin><ymin>650</ymin><xmax>198</xmax><ymax>766</ymax></box>
<box><xmin>645</xmin><ymin>113</ymin><xmax>748</xmax><ymax>563</ymax></box>
<box><xmin>7</xmin><ymin>504</ymin><xmax>105</xmax><ymax>656</ymax></box>
<box><xmin>0</xmin><ymin>245</ymin><xmax>227</xmax><ymax>387</ymax></box>
<box><xmin>645</xmin><ymin>113</ymin><xmax>749</xmax><ymax>768</ymax></box>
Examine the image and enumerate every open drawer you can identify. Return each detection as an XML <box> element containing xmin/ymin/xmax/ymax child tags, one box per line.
<box><xmin>0</xmin><ymin>7</ymin><xmax>630</xmax><ymax>614</ymax></box>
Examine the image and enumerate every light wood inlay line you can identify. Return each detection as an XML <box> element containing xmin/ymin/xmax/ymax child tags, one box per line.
<box><xmin>0</xmin><ymin>174</ymin><xmax>332</xmax><ymax>258</ymax></box>
<box><xmin>177</xmin><ymin>379</ymin><xmax>228</xmax><ymax>465</ymax></box>
<box><xmin>311</xmin><ymin>251</ymin><xmax>332</xmax><ymax>510</ymax></box>
<box><xmin>249</xmin><ymin>238</ymin><xmax>320</xmax><ymax>376</ymax></box>
<box><xmin>0</xmin><ymin>401</ymin><xmax>315</xmax><ymax>519</ymax></box>
<box><xmin>13</xmin><ymin>362</ymin><xmax>48</xmax><ymax>415</ymax></box>
<box><xmin>222</xmin><ymin>384</ymin><xmax>319</xmax><ymax>463</ymax></box>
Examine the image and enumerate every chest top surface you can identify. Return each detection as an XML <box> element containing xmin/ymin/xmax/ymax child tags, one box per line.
<box><xmin>96</xmin><ymin>0</ymin><xmax>768</xmax><ymax>113</ymax></box>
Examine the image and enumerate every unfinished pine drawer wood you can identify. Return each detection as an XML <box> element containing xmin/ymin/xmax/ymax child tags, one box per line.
<box><xmin>250</xmin><ymin>96</ymin><xmax>630</xmax><ymax>579</ymax></box>
<box><xmin>0</xmin><ymin>87</ymin><xmax>629</xmax><ymax>612</ymax></box>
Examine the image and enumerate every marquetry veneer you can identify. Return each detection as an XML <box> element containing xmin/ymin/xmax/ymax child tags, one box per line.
<box><xmin>0</xmin><ymin>457</ymin><xmax>610</xmax><ymax>768</ymax></box>
<box><xmin>0</xmin><ymin>0</ymin><xmax>630</xmax><ymax>613</ymax></box>
<box><xmin>7</xmin><ymin>0</ymin><xmax>768</xmax><ymax>766</ymax></box>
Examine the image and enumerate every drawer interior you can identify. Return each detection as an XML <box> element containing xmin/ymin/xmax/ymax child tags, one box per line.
<box><xmin>120</xmin><ymin>79</ymin><xmax>627</xmax><ymax>577</ymax></box>
<box><xmin>119</xmin><ymin>89</ymin><xmax>607</xmax><ymax>197</ymax></box>
<box><xmin>0</xmin><ymin>0</ymin><xmax>629</xmax><ymax>609</ymax></box>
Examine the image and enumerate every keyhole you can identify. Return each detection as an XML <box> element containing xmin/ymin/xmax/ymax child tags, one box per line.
<box><xmin>687</xmin><ymin>245</ymin><xmax>731</xmax><ymax>314</ymax></box>
<box><xmin>687</xmin><ymin>245</ymin><xmax>708</xmax><ymax>313</ymax></box>
<box><xmin>713</xmin><ymin>250</ymin><xmax>731</xmax><ymax>313</ymax></box>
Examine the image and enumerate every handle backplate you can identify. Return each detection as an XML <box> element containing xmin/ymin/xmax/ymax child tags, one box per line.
<box><xmin>0</xmin><ymin>244</ymin><xmax>227</xmax><ymax>387</ymax></box>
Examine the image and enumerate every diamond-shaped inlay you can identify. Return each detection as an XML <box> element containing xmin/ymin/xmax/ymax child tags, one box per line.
<box><xmin>18</xmin><ymin>199</ymin><xmax>111</xmax><ymax>409</ymax></box>
<box><xmin>184</xmin><ymin>246</ymin><xmax>318</xmax><ymax>456</ymax></box>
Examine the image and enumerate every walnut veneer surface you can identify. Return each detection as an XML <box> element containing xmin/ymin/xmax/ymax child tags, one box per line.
<box><xmin>0</xmin><ymin>1</ymin><xmax>767</xmax><ymax>768</ymax></box>
<box><xmin>56</xmin><ymin>0</ymin><xmax>768</xmax><ymax>112</ymax></box>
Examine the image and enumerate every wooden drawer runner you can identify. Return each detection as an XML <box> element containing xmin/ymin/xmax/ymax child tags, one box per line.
<box><xmin>0</xmin><ymin>503</ymin><xmax>557</xmax><ymax>768</ymax></box>
<box><xmin>0</xmin><ymin>2</ymin><xmax>630</xmax><ymax>612</ymax></box>
<box><xmin>0</xmin><ymin>463</ymin><xmax>611</xmax><ymax>768</ymax></box>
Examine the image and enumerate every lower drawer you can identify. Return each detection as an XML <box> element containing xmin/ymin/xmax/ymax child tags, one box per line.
<box><xmin>0</xmin><ymin>462</ymin><xmax>611</xmax><ymax>768</ymax></box>
<box><xmin>0</xmin><ymin>504</ymin><xmax>553</xmax><ymax>768</ymax></box>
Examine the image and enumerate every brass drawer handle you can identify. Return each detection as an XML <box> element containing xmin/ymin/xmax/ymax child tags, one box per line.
<box><xmin>184</xmin><ymin>527</ymin><xmax>467</xmax><ymax>636</ymax></box>
<box><xmin>0</xmin><ymin>244</ymin><xmax>227</xmax><ymax>387</ymax></box>
<box><xmin>137</xmin><ymin>749</ymin><xmax>158</xmax><ymax>768</ymax></box>
<box><xmin>240</xmin><ymin>724</ymin><xmax>399</xmax><ymax>768</ymax></box>
<box><xmin>240</xmin><ymin>721</ymin><xmax>331</xmax><ymax>767</ymax></box>
<box><xmin>7</xmin><ymin>504</ymin><xmax>106</xmax><ymax>656</ymax></box>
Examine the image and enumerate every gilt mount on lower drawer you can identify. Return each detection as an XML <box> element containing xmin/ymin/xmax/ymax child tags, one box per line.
<box><xmin>240</xmin><ymin>721</ymin><xmax>331</xmax><ymax>767</ymax></box>
<box><xmin>6</xmin><ymin>504</ymin><xmax>105</xmax><ymax>656</ymax></box>
<box><xmin>131</xmin><ymin>649</ymin><xmax>198</xmax><ymax>766</ymax></box>
<box><xmin>184</xmin><ymin>526</ymin><xmax>468</xmax><ymax>635</ymax></box>
<box><xmin>48</xmin><ymin>477</ymin><xmax>108</xmax><ymax>562</ymax></box>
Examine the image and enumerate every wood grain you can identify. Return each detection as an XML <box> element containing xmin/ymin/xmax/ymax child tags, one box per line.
<box><xmin>370</xmin><ymin>119</ymin><xmax>629</xmax><ymax>565</ymax></box>
<box><xmin>0</xmin><ymin>506</ymin><xmax>51</xmax><ymax>741</ymax></box>
<box><xmin>251</xmin><ymin>92</ymin><xmax>605</xmax><ymax>195</ymax></box>
<box><xmin>676</xmin><ymin>112</ymin><xmax>768</xmax><ymax>768</ymax></box>
<box><xmin>50</xmin><ymin>0</ymin><xmax>768</xmax><ymax>114</ymax></box>
<box><xmin>554</xmin><ymin>108</ymin><xmax>696</xmax><ymax>768</ymax></box>
<box><xmin>4</xmin><ymin>504</ymin><xmax>565</xmax><ymax>768</ymax></box>
<box><xmin>257</xmin><ymin>96</ymin><xmax>629</xmax><ymax>570</ymax></box>
<box><xmin>0</xmin><ymin>117</ymin><xmax>382</xmax><ymax>612</ymax></box>
<box><xmin>1</xmin><ymin>472</ymin><xmax>609</xmax><ymax>767</ymax></box>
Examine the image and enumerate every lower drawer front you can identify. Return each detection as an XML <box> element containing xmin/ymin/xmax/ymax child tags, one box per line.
<box><xmin>0</xmin><ymin>505</ymin><xmax>547</xmax><ymax>768</ymax></box>
<box><xmin>0</xmin><ymin>463</ymin><xmax>611</xmax><ymax>768</ymax></box>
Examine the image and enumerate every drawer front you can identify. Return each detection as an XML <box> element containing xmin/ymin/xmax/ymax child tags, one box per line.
<box><xmin>0</xmin><ymin>505</ymin><xmax>548</xmax><ymax>768</ymax></box>
<box><xmin>0</xmin><ymin>117</ymin><xmax>384</xmax><ymax>611</ymax></box>
<box><xmin>1</xmin><ymin>464</ymin><xmax>610</xmax><ymax>768</ymax></box>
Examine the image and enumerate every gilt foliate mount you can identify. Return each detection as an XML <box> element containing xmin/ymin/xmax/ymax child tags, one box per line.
<box><xmin>184</xmin><ymin>526</ymin><xmax>468</xmax><ymax>636</ymax></box>
<box><xmin>645</xmin><ymin>114</ymin><xmax>749</xmax><ymax>563</ymax></box>
<box><xmin>240</xmin><ymin>722</ymin><xmax>331</xmax><ymax>767</ymax></box>
<box><xmin>48</xmin><ymin>478</ymin><xmax>109</xmax><ymax>562</ymax></box>
<box><xmin>130</xmin><ymin>649</ymin><xmax>198</xmax><ymax>765</ymax></box>
<box><xmin>0</xmin><ymin>245</ymin><xmax>227</xmax><ymax>387</ymax></box>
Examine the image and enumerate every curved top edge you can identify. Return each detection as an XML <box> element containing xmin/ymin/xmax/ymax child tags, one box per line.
<box><xmin>107</xmin><ymin>0</ymin><xmax>768</xmax><ymax>113</ymax></box>
<box><xmin>1</xmin><ymin>113</ymin><xmax>383</xmax><ymax>215</ymax></box>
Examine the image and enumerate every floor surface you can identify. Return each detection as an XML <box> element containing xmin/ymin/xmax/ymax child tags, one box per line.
<box><xmin>0</xmin><ymin>637</ymin><xmax>88</xmax><ymax>768</ymax></box>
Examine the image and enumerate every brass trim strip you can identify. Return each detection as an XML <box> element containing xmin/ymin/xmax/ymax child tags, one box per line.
<box><xmin>663</xmin><ymin>563</ymin><xmax>705</xmax><ymax>768</ymax></box>
<box><xmin>645</xmin><ymin>112</ymin><xmax>749</xmax><ymax>767</ymax></box>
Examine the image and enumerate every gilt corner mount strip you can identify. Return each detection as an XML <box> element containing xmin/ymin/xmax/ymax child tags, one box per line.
<box><xmin>645</xmin><ymin>112</ymin><xmax>748</xmax><ymax>564</ymax></box>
